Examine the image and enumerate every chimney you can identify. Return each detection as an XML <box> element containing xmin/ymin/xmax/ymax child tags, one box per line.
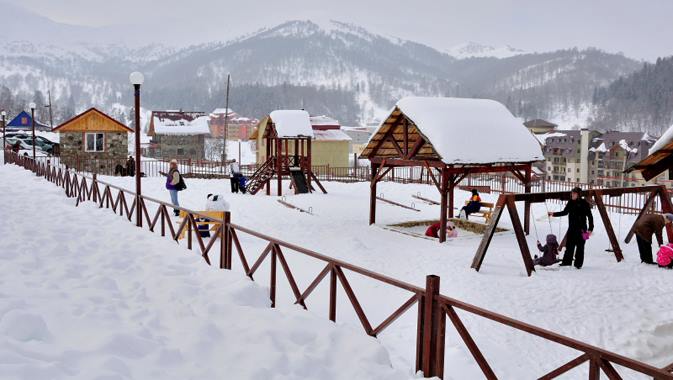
<box><xmin>580</xmin><ymin>128</ymin><xmax>590</xmax><ymax>183</ymax></box>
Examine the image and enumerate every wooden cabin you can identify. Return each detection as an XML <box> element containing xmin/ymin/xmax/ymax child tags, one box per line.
<box><xmin>53</xmin><ymin>108</ymin><xmax>131</xmax><ymax>173</ymax></box>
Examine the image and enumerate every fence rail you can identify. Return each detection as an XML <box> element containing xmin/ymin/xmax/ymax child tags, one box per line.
<box><xmin>5</xmin><ymin>150</ymin><xmax>672</xmax><ymax>379</ymax></box>
<box><xmin>37</xmin><ymin>154</ymin><xmax>666</xmax><ymax>215</ymax></box>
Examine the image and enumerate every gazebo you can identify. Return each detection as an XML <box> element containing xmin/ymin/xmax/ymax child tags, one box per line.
<box><xmin>248</xmin><ymin>110</ymin><xmax>326</xmax><ymax>196</ymax></box>
<box><xmin>360</xmin><ymin>97</ymin><xmax>544</xmax><ymax>242</ymax></box>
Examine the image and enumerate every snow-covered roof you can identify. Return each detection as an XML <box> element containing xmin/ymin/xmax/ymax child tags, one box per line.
<box><xmin>392</xmin><ymin>97</ymin><xmax>543</xmax><ymax>164</ymax></box>
<box><xmin>310</xmin><ymin>115</ymin><xmax>340</xmax><ymax>127</ymax></box>
<box><xmin>211</xmin><ymin>108</ymin><xmax>233</xmax><ymax>115</ymax></box>
<box><xmin>313</xmin><ymin>129</ymin><xmax>352</xmax><ymax>141</ymax></box>
<box><xmin>269</xmin><ymin>110</ymin><xmax>314</xmax><ymax>138</ymax></box>
<box><xmin>649</xmin><ymin>124</ymin><xmax>673</xmax><ymax>155</ymax></box>
<box><xmin>153</xmin><ymin>115</ymin><xmax>211</xmax><ymax>135</ymax></box>
<box><xmin>589</xmin><ymin>142</ymin><xmax>607</xmax><ymax>153</ymax></box>
<box><xmin>534</xmin><ymin>132</ymin><xmax>567</xmax><ymax>145</ymax></box>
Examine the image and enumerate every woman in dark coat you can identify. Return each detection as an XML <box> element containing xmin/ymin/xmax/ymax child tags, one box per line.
<box><xmin>459</xmin><ymin>189</ymin><xmax>481</xmax><ymax>220</ymax></box>
<box><xmin>548</xmin><ymin>187</ymin><xmax>593</xmax><ymax>269</ymax></box>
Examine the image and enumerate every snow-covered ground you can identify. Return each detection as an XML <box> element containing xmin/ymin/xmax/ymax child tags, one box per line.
<box><xmin>0</xmin><ymin>165</ymin><xmax>417</xmax><ymax>380</ymax></box>
<box><xmin>93</xmin><ymin>173</ymin><xmax>673</xmax><ymax>379</ymax></box>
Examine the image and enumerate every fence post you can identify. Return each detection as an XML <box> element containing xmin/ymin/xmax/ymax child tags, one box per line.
<box><xmin>416</xmin><ymin>275</ymin><xmax>445</xmax><ymax>379</ymax></box>
<box><xmin>220</xmin><ymin>211</ymin><xmax>231</xmax><ymax>269</ymax></box>
<box><xmin>92</xmin><ymin>173</ymin><xmax>98</xmax><ymax>203</ymax></box>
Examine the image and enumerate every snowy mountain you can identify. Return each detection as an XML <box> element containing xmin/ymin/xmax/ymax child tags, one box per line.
<box><xmin>0</xmin><ymin>19</ymin><xmax>642</xmax><ymax>129</ymax></box>
<box><xmin>447</xmin><ymin>42</ymin><xmax>525</xmax><ymax>59</ymax></box>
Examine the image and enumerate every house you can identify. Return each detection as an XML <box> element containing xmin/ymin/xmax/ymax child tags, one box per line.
<box><xmin>342</xmin><ymin>126</ymin><xmax>377</xmax><ymax>155</ymax></box>
<box><xmin>147</xmin><ymin>111</ymin><xmax>210</xmax><ymax>160</ymax></box>
<box><xmin>524</xmin><ymin>119</ymin><xmax>557</xmax><ymax>134</ymax></box>
<box><xmin>6</xmin><ymin>110</ymin><xmax>50</xmax><ymax>131</ymax></box>
<box><xmin>539</xmin><ymin>129</ymin><xmax>657</xmax><ymax>186</ymax></box>
<box><xmin>52</xmin><ymin>108</ymin><xmax>131</xmax><ymax>172</ymax></box>
<box><xmin>589</xmin><ymin>131</ymin><xmax>656</xmax><ymax>187</ymax></box>
<box><xmin>252</xmin><ymin>113</ymin><xmax>351</xmax><ymax>168</ymax></box>
<box><xmin>309</xmin><ymin>115</ymin><xmax>351</xmax><ymax>167</ymax></box>
<box><xmin>208</xmin><ymin>108</ymin><xmax>259</xmax><ymax>141</ymax></box>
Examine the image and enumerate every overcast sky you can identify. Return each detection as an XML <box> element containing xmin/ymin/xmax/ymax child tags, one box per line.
<box><xmin>6</xmin><ymin>0</ymin><xmax>673</xmax><ymax>60</ymax></box>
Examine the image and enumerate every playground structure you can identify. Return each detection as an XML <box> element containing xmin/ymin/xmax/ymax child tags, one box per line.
<box><xmin>247</xmin><ymin>110</ymin><xmax>326</xmax><ymax>196</ymax></box>
<box><xmin>471</xmin><ymin>185</ymin><xmax>673</xmax><ymax>276</ymax></box>
<box><xmin>361</xmin><ymin>97</ymin><xmax>544</xmax><ymax>242</ymax></box>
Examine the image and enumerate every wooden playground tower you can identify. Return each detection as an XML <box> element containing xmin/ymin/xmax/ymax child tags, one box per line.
<box><xmin>247</xmin><ymin>111</ymin><xmax>326</xmax><ymax>196</ymax></box>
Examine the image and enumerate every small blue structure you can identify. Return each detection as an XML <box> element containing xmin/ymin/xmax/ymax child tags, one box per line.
<box><xmin>6</xmin><ymin>111</ymin><xmax>50</xmax><ymax>131</ymax></box>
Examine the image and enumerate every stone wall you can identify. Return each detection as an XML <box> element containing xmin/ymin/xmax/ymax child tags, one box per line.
<box><xmin>60</xmin><ymin>132</ymin><xmax>129</xmax><ymax>174</ymax></box>
<box><xmin>148</xmin><ymin>134</ymin><xmax>205</xmax><ymax>160</ymax></box>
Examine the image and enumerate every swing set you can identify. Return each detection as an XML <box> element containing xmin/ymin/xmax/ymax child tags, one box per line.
<box><xmin>471</xmin><ymin>185</ymin><xmax>673</xmax><ymax>276</ymax></box>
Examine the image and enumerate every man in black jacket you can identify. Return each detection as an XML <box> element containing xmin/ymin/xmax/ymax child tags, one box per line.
<box><xmin>548</xmin><ymin>187</ymin><xmax>594</xmax><ymax>269</ymax></box>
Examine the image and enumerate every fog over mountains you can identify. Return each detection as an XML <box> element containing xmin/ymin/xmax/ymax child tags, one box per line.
<box><xmin>3</xmin><ymin>3</ymin><xmax>669</xmax><ymax>133</ymax></box>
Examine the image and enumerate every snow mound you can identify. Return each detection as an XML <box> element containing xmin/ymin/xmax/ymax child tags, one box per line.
<box><xmin>0</xmin><ymin>164</ymin><xmax>412</xmax><ymax>380</ymax></box>
<box><xmin>270</xmin><ymin>110</ymin><xmax>314</xmax><ymax>138</ymax></box>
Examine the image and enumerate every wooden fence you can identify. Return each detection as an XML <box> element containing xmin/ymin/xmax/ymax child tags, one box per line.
<box><xmin>5</xmin><ymin>150</ymin><xmax>673</xmax><ymax>379</ymax></box>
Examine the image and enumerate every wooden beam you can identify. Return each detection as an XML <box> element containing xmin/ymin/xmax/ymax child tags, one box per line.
<box><xmin>408</xmin><ymin>136</ymin><xmax>427</xmax><ymax>159</ymax></box>
<box><xmin>506</xmin><ymin>197</ymin><xmax>536</xmax><ymax>276</ymax></box>
<box><xmin>471</xmin><ymin>195</ymin><xmax>507</xmax><ymax>272</ymax></box>
<box><xmin>624</xmin><ymin>189</ymin><xmax>658</xmax><ymax>244</ymax></box>
<box><xmin>403</xmin><ymin>119</ymin><xmax>409</xmax><ymax>157</ymax></box>
<box><xmin>424</xmin><ymin>160</ymin><xmax>441</xmax><ymax>192</ymax></box>
<box><xmin>386</xmin><ymin>134</ymin><xmax>405</xmax><ymax>157</ymax></box>
<box><xmin>439</xmin><ymin>167</ymin><xmax>449</xmax><ymax>243</ymax></box>
<box><xmin>658</xmin><ymin>186</ymin><xmax>673</xmax><ymax>242</ymax></box>
<box><xmin>512</xmin><ymin>185</ymin><xmax>663</xmax><ymax>202</ymax></box>
<box><xmin>594</xmin><ymin>190</ymin><xmax>624</xmax><ymax>262</ymax></box>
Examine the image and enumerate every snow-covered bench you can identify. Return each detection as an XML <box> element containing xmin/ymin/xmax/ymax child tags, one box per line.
<box><xmin>464</xmin><ymin>201</ymin><xmax>494</xmax><ymax>223</ymax></box>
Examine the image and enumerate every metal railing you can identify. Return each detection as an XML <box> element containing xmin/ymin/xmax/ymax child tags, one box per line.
<box><xmin>5</xmin><ymin>149</ymin><xmax>672</xmax><ymax>379</ymax></box>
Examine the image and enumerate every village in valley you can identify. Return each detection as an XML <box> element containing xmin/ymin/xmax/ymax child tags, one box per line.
<box><xmin>2</xmin><ymin>1</ymin><xmax>673</xmax><ymax>380</ymax></box>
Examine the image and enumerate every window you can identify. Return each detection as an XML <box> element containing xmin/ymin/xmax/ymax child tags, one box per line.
<box><xmin>577</xmin><ymin>168</ymin><xmax>580</xmax><ymax>173</ymax></box>
<box><xmin>177</xmin><ymin>148</ymin><xmax>185</xmax><ymax>156</ymax></box>
<box><xmin>85</xmin><ymin>133</ymin><xmax>105</xmax><ymax>152</ymax></box>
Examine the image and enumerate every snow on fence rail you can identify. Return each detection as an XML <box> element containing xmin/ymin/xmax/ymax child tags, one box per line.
<box><xmin>6</xmin><ymin>150</ymin><xmax>673</xmax><ymax>379</ymax></box>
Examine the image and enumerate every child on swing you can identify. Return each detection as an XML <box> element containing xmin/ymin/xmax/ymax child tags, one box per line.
<box><xmin>535</xmin><ymin>234</ymin><xmax>561</xmax><ymax>267</ymax></box>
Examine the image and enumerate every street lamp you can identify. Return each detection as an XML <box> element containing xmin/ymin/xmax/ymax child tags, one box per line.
<box><xmin>1</xmin><ymin>111</ymin><xmax>6</xmax><ymax>164</ymax></box>
<box><xmin>129</xmin><ymin>72</ymin><xmax>144</xmax><ymax>228</ymax></box>
<box><xmin>29</xmin><ymin>102</ymin><xmax>36</xmax><ymax>161</ymax></box>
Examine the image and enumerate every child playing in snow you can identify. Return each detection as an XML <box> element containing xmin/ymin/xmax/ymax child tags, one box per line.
<box><xmin>657</xmin><ymin>244</ymin><xmax>673</xmax><ymax>269</ymax></box>
<box><xmin>534</xmin><ymin>234</ymin><xmax>561</xmax><ymax>267</ymax></box>
<box><xmin>425</xmin><ymin>221</ymin><xmax>458</xmax><ymax>239</ymax></box>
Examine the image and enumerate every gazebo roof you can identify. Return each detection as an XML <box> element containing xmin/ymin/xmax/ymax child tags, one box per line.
<box><xmin>628</xmin><ymin>123</ymin><xmax>673</xmax><ymax>181</ymax></box>
<box><xmin>361</xmin><ymin>97</ymin><xmax>544</xmax><ymax>165</ymax></box>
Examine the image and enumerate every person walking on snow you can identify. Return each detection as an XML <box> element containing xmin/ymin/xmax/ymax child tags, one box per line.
<box><xmin>166</xmin><ymin>159</ymin><xmax>186</xmax><ymax>216</ymax></box>
<box><xmin>548</xmin><ymin>187</ymin><xmax>593</xmax><ymax>269</ymax></box>
<box><xmin>229</xmin><ymin>159</ymin><xmax>241</xmax><ymax>193</ymax></box>
<box><xmin>633</xmin><ymin>213</ymin><xmax>673</xmax><ymax>264</ymax></box>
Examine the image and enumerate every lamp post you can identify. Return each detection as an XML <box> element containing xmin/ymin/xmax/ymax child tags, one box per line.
<box><xmin>29</xmin><ymin>102</ymin><xmax>36</xmax><ymax>161</ymax></box>
<box><xmin>130</xmin><ymin>72</ymin><xmax>144</xmax><ymax>228</ymax></box>
<box><xmin>1</xmin><ymin>111</ymin><xmax>6</xmax><ymax>164</ymax></box>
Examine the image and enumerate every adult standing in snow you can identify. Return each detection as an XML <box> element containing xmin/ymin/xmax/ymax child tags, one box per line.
<box><xmin>126</xmin><ymin>156</ymin><xmax>135</xmax><ymax>177</ymax></box>
<box><xmin>633</xmin><ymin>213</ymin><xmax>673</xmax><ymax>264</ymax></box>
<box><xmin>229</xmin><ymin>159</ymin><xmax>241</xmax><ymax>193</ymax></box>
<box><xmin>548</xmin><ymin>187</ymin><xmax>593</xmax><ymax>269</ymax></box>
<box><xmin>166</xmin><ymin>159</ymin><xmax>186</xmax><ymax>217</ymax></box>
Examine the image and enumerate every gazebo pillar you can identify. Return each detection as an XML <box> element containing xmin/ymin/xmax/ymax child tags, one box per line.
<box><xmin>524</xmin><ymin>165</ymin><xmax>532</xmax><ymax>234</ymax></box>
<box><xmin>276</xmin><ymin>138</ymin><xmax>282</xmax><ymax>196</ymax></box>
<box><xmin>265</xmin><ymin>136</ymin><xmax>271</xmax><ymax>195</ymax></box>
<box><xmin>307</xmin><ymin>138</ymin><xmax>312</xmax><ymax>190</ymax></box>
<box><xmin>439</xmin><ymin>167</ymin><xmax>449</xmax><ymax>243</ymax></box>
<box><xmin>369</xmin><ymin>162</ymin><xmax>379</xmax><ymax>225</ymax></box>
<box><xmin>448</xmin><ymin>174</ymin><xmax>455</xmax><ymax>219</ymax></box>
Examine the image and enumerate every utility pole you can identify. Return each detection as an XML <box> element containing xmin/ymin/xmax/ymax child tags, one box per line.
<box><xmin>222</xmin><ymin>74</ymin><xmax>231</xmax><ymax>169</ymax></box>
<box><xmin>46</xmin><ymin>89</ymin><xmax>54</xmax><ymax>129</ymax></box>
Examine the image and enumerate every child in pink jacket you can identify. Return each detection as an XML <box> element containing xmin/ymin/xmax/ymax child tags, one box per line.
<box><xmin>657</xmin><ymin>244</ymin><xmax>673</xmax><ymax>269</ymax></box>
